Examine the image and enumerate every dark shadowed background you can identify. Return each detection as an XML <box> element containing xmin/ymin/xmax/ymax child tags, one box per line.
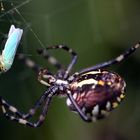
<box><xmin>0</xmin><ymin>0</ymin><xmax>140</xmax><ymax>140</ymax></box>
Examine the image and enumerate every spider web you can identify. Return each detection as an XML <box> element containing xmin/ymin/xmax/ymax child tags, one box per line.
<box><xmin>0</xmin><ymin>0</ymin><xmax>82</xmax><ymax>67</ymax></box>
<box><xmin>0</xmin><ymin>0</ymin><xmax>48</xmax><ymax>55</ymax></box>
<box><xmin>0</xmin><ymin>0</ymin><xmax>83</xmax><ymax>53</ymax></box>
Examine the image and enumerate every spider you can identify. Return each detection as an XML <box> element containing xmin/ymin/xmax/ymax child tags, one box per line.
<box><xmin>0</xmin><ymin>43</ymin><xmax>139</xmax><ymax>127</ymax></box>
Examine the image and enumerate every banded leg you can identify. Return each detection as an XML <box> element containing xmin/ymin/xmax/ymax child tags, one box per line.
<box><xmin>37</xmin><ymin>45</ymin><xmax>77</xmax><ymax>79</ymax></box>
<box><xmin>67</xmin><ymin>90</ymin><xmax>92</xmax><ymax>122</ymax></box>
<box><xmin>0</xmin><ymin>96</ymin><xmax>23</xmax><ymax>117</ymax></box>
<box><xmin>0</xmin><ymin>93</ymin><xmax>47</xmax><ymax>120</ymax></box>
<box><xmin>24</xmin><ymin>86</ymin><xmax>58</xmax><ymax>120</ymax></box>
<box><xmin>0</xmin><ymin>87</ymin><xmax>56</xmax><ymax>127</ymax></box>
<box><xmin>37</xmin><ymin>48</ymin><xmax>63</xmax><ymax>70</ymax></box>
<box><xmin>17</xmin><ymin>54</ymin><xmax>41</xmax><ymax>73</ymax></box>
<box><xmin>2</xmin><ymin>97</ymin><xmax>52</xmax><ymax>127</ymax></box>
<box><xmin>79</xmin><ymin>43</ymin><xmax>140</xmax><ymax>74</ymax></box>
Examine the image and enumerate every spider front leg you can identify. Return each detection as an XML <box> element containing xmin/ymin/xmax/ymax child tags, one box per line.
<box><xmin>0</xmin><ymin>96</ymin><xmax>23</xmax><ymax>117</ymax></box>
<box><xmin>0</xmin><ymin>95</ymin><xmax>46</xmax><ymax>127</ymax></box>
<box><xmin>0</xmin><ymin>87</ymin><xmax>56</xmax><ymax>127</ymax></box>
<box><xmin>37</xmin><ymin>45</ymin><xmax>78</xmax><ymax>79</ymax></box>
<box><xmin>37</xmin><ymin>47</ymin><xmax>63</xmax><ymax>70</ymax></box>
<box><xmin>79</xmin><ymin>43</ymin><xmax>140</xmax><ymax>74</ymax></box>
<box><xmin>17</xmin><ymin>53</ymin><xmax>41</xmax><ymax>73</ymax></box>
<box><xmin>66</xmin><ymin>90</ymin><xmax>92</xmax><ymax>122</ymax></box>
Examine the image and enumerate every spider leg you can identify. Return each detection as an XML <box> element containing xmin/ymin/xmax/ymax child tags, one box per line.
<box><xmin>17</xmin><ymin>53</ymin><xmax>41</xmax><ymax>73</ymax></box>
<box><xmin>37</xmin><ymin>48</ymin><xmax>63</xmax><ymax>70</ymax></box>
<box><xmin>0</xmin><ymin>87</ymin><xmax>56</xmax><ymax>127</ymax></box>
<box><xmin>0</xmin><ymin>96</ymin><xmax>23</xmax><ymax>117</ymax></box>
<box><xmin>79</xmin><ymin>43</ymin><xmax>140</xmax><ymax>74</ymax></box>
<box><xmin>32</xmin><ymin>94</ymin><xmax>53</xmax><ymax>127</ymax></box>
<box><xmin>23</xmin><ymin>87</ymin><xmax>56</xmax><ymax>119</ymax></box>
<box><xmin>0</xmin><ymin>93</ymin><xmax>46</xmax><ymax>121</ymax></box>
<box><xmin>66</xmin><ymin>90</ymin><xmax>92</xmax><ymax>122</ymax></box>
<box><xmin>18</xmin><ymin>54</ymin><xmax>52</xmax><ymax>86</ymax></box>
<box><xmin>37</xmin><ymin>45</ymin><xmax>77</xmax><ymax>79</ymax></box>
<box><xmin>2</xmin><ymin>103</ymin><xmax>50</xmax><ymax>127</ymax></box>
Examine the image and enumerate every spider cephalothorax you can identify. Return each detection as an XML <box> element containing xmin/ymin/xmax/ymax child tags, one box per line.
<box><xmin>0</xmin><ymin>43</ymin><xmax>139</xmax><ymax>127</ymax></box>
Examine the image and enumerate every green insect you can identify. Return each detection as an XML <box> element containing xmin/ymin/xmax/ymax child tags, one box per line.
<box><xmin>0</xmin><ymin>25</ymin><xmax>23</xmax><ymax>73</ymax></box>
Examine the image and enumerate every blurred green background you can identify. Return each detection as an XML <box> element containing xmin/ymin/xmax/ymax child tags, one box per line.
<box><xmin>0</xmin><ymin>0</ymin><xmax>140</xmax><ymax>140</ymax></box>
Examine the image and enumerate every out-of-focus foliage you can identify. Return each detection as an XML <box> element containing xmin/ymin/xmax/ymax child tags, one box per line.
<box><xmin>0</xmin><ymin>0</ymin><xmax>140</xmax><ymax>140</ymax></box>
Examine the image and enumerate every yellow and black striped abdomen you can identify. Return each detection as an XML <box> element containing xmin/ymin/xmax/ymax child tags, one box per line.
<box><xmin>67</xmin><ymin>69</ymin><xmax>126</xmax><ymax>121</ymax></box>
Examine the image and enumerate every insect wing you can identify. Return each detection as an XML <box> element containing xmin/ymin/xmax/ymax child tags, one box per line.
<box><xmin>7</xmin><ymin>25</ymin><xmax>16</xmax><ymax>37</ymax></box>
<box><xmin>2</xmin><ymin>25</ymin><xmax>23</xmax><ymax>71</ymax></box>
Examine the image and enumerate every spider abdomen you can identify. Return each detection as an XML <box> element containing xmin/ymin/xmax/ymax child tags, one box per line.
<box><xmin>67</xmin><ymin>70</ymin><xmax>126</xmax><ymax>121</ymax></box>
